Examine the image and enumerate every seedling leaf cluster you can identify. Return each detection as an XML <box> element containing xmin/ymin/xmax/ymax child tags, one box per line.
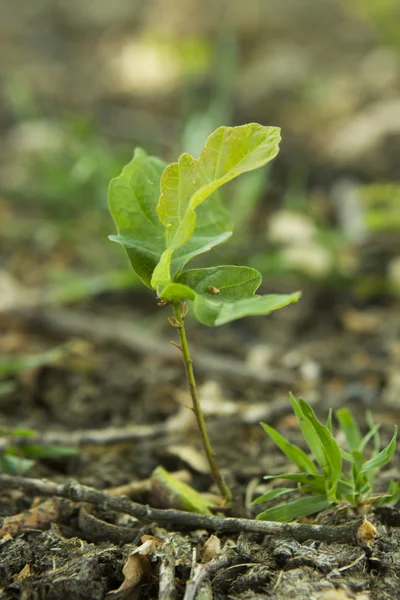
<box><xmin>109</xmin><ymin>124</ymin><xmax>300</xmax><ymax>326</ymax></box>
<box><xmin>254</xmin><ymin>394</ymin><xmax>399</xmax><ymax>521</ymax></box>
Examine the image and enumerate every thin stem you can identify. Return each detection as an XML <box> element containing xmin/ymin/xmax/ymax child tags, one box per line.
<box><xmin>172</xmin><ymin>302</ymin><xmax>232</xmax><ymax>505</ymax></box>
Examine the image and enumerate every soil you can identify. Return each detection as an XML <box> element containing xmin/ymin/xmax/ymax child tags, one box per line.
<box><xmin>1</xmin><ymin>289</ymin><xmax>400</xmax><ymax>599</ymax></box>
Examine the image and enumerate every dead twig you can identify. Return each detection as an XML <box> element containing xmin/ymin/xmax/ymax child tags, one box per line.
<box><xmin>0</xmin><ymin>474</ymin><xmax>362</xmax><ymax>544</ymax></box>
<box><xmin>0</xmin><ymin>396</ymin><xmax>291</xmax><ymax>452</ymax></box>
<box><xmin>0</xmin><ymin>423</ymin><xmax>167</xmax><ymax>452</ymax></box>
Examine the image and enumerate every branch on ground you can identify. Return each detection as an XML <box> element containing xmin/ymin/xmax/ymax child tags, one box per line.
<box><xmin>0</xmin><ymin>474</ymin><xmax>363</xmax><ymax>544</ymax></box>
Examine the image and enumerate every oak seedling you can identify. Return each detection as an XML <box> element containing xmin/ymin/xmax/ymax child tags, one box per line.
<box><xmin>108</xmin><ymin>123</ymin><xmax>300</xmax><ymax>505</ymax></box>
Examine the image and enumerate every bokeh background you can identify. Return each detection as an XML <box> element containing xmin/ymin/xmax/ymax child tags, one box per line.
<box><xmin>1</xmin><ymin>0</ymin><xmax>400</xmax><ymax>317</ymax></box>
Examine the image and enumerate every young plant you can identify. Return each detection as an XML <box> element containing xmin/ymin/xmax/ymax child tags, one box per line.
<box><xmin>108</xmin><ymin>123</ymin><xmax>300</xmax><ymax>505</ymax></box>
<box><xmin>253</xmin><ymin>393</ymin><xmax>399</xmax><ymax>521</ymax></box>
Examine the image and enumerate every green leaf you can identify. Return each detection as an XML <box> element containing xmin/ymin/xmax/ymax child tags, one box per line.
<box><xmin>336</xmin><ymin>408</ymin><xmax>362</xmax><ymax>452</ymax></box>
<box><xmin>0</xmin><ymin>454</ymin><xmax>34</xmax><ymax>474</ymax></box>
<box><xmin>158</xmin><ymin>266</ymin><xmax>300</xmax><ymax>325</ymax></box>
<box><xmin>340</xmin><ymin>448</ymin><xmax>356</xmax><ymax>463</ymax></box>
<box><xmin>109</xmin><ymin>148</ymin><xmax>166</xmax><ymax>288</ymax></box>
<box><xmin>151</xmin><ymin>123</ymin><xmax>281</xmax><ymax>286</ymax></box>
<box><xmin>336</xmin><ymin>478</ymin><xmax>356</xmax><ymax>497</ymax></box>
<box><xmin>194</xmin><ymin>291</ymin><xmax>301</xmax><ymax>326</ymax></box>
<box><xmin>299</xmin><ymin>400</ymin><xmax>342</xmax><ymax>475</ymax></box>
<box><xmin>352</xmin><ymin>449</ymin><xmax>372</xmax><ymax>494</ymax></box>
<box><xmin>178</xmin><ymin>265</ymin><xmax>261</xmax><ymax>299</ymax></box>
<box><xmin>359</xmin><ymin>424</ymin><xmax>381</xmax><ymax>453</ymax></box>
<box><xmin>176</xmin><ymin>266</ymin><xmax>300</xmax><ymax>326</ymax></box>
<box><xmin>382</xmin><ymin>480</ymin><xmax>400</xmax><ymax>506</ymax></box>
<box><xmin>108</xmin><ymin>148</ymin><xmax>165</xmax><ymax>287</ymax></box>
<box><xmin>359</xmin><ymin>427</ymin><xmax>398</xmax><ymax>474</ymax></box>
<box><xmin>290</xmin><ymin>393</ymin><xmax>326</xmax><ymax>467</ymax></box>
<box><xmin>256</xmin><ymin>495</ymin><xmax>331</xmax><ymax>522</ymax></box>
<box><xmin>109</xmin><ymin>149</ymin><xmax>234</xmax><ymax>288</ymax></box>
<box><xmin>20</xmin><ymin>445</ymin><xmax>78</xmax><ymax>459</ymax></box>
<box><xmin>352</xmin><ymin>449</ymin><xmax>365</xmax><ymax>471</ymax></box>
<box><xmin>151</xmin><ymin>466</ymin><xmax>212</xmax><ymax>514</ymax></box>
<box><xmin>251</xmin><ymin>487</ymin><xmax>296</xmax><ymax>506</ymax></box>
<box><xmin>299</xmin><ymin>399</ymin><xmax>342</xmax><ymax>501</ymax></box>
<box><xmin>5</xmin><ymin>428</ymin><xmax>36</xmax><ymax>437</ymax></box>
<box><xmin>170</xmin><ymin>195</ymin><xmax>233</xmax><ymax>279</ymax></box>
<box><xmin>326</xmin><ymin>409</ymin><xmax>333</xmax><ymax>434</ymax></box>
<box><xmin>361</xmin><ymin>413</ymin><xmax>381</xmax><ymax>454</ymax></box>
<box><xmin>264</xmin><ymin>472</ymin><xmax>326</xmax><ymax>492</ymax></box>
<box><xmin>260</xmin><ymin>422</ymin><xmax>317</xmax><ymax>475</ymax></box>
<box><xmin>158</xmin><ymin>283</ymin><xmax>196</xmax><ymax>302</ymax></box>
<box><xmin>366</xmin><ymin>411</ymin><xmax>380</xmax><ymax>454</ymax></box>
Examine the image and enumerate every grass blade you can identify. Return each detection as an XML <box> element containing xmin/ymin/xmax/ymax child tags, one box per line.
<box><xmin>260</xmin><ymin>422</ymin><xmax>317</xmax><ymax>475</ymax></box>
<box><xmin>299</xmin><ymin>399</ymin><xmax>342</xmax><ymax>501</ymax></box>
<box><xmin>340</xmin><ymin>448</ymin><xmax>356</xmax><ymax>463</ymax></box>
<box><xmin>360</xmin><ymin>427</ymin><xmax>398</xmax><ymax>474</ymax></box>
<box><xmin>256</xmin><ymin>495</ymin><xmax>331</xmax><ymax>522</ymax></box>
<box><xmin>384</xmin><ymin>480</ymin><xmax>400</xmax><ymax>506</ymax></box>
<box><xmin>336</xmin><ymin>408</ymin><xmax>362</xmax><ymax>452</ymax></box>
<box><xmin>264</xmin><ymin>472</ymin><xmax>325</xmax><ymax>485</ymax></box>
<box><xmin>290</xmin><ymin>393</ymin><xmax>326</xmax><ymax>466</ymax></box>
<box><xmin>326</xmin><ymin>409</ymin><xmax>333</xmax><ymax>434</ymax></box>
<box><xmin>251</xmin><ymin>487</ymin><xmax>296</xmax><ymax>506</ymax></box>
<box><xmin>359</xmin><ymin>423</ymin><xmax>381</xmax><ymax>453</ymax></box>
<box><xmin>21</xmin><ymin>445</ymin><xmax>78</xmax><ymax>459</ymax></box>
<box><xmin>333</xmin><ymin>478</ymin><xmax>355</xmax><ymax>497</ymax></box>
<box><xmin>264</xmin><ymin>472</ymin><xmax>326</xmax><ymax>494</ymax></box>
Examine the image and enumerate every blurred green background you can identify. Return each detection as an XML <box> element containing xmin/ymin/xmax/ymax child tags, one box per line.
<box><xmin>1</xmin><ymin>0</ymin><xmax>400</xmax><ymax>305</ymax></box>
